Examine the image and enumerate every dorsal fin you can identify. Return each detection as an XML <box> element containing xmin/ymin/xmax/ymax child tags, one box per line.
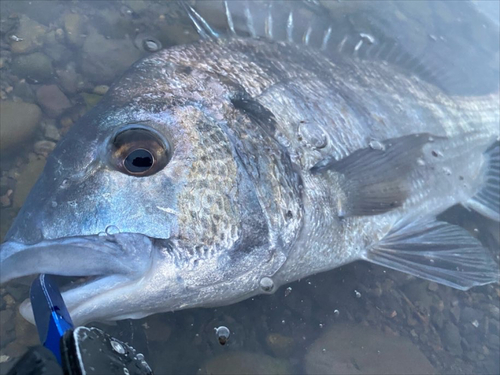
<box><xmin>181</xmin><ymin>0</ymin><xmax>499</xmax><ymax>96</ymax></box>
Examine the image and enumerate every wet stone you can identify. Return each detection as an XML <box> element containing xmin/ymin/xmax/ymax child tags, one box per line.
<box><xmin>431</xmin><ymin>309</ymin><xmax>444</xmax><ymax>330</ymax></box>
<box><xmin>450</xmin><ymin>304</ymin><xmax>461</xmax><ymax>323</ymax></box>
<box><xmin>0</xmin><ymin>309</ymin><xmax>15</xmax><ymax>344</ymax></box>
<box><xmin>305</xmin><ymin>323</ymin><xmax>436</xmax><ymax>374</ymax></box>
<box><xmin>0</xmin><ymin>101</ymin><xmax>42</xmax><ymax>152</ymax></box>
<box><xmin>0</xmin><ymin>15</ymin><xmax>19</xmax><ymax>35</ymax></box>
<box><xmin>427</xmin><ymin>282</ymin><xmax>438</xmax><ymax>292</ymax></box>
<box><xmin>441</xmin><ymin>321</ymin><xmax>463</xmax><ymax>356</ymax></box>
<box><xmin>198</xmin><ymin>351</ymin><xmax>290</xmax><ymax>375</ymax></box>
<box><xmin>44</xmin><ymin>123</ymin><xmax>61</xmax><ymax>141</ymax></box>
<box><xmin>0</xmin><ymin>57</ymin><xmax>8</xmax><ymax>70</ymax></box>
<box><xmin>12</xmin><ymin>79</ymin><xmax>35</xmax><ymax>102</ymax></box>
<box><xmin>34</xmin><ymin>140</ymin><xmax>56</xmax><ymax>156</ymax></box>
<box><xmin>14</xmin><ymin>311</ymin><xmax>39</xmax><ymax>347</ymax></box>
<box><xmin>12</xmin><ymin>52</ymin><xmax>53</xmax><ymax>83</ymax></box>
<box><xmin>143</xmin><ymin>314</ymin><xmax>172</xmax><ymax>343</ymax></box>
<box><xmin>82</xmin><ymin>92</ymin><xmax>102</xmax><ymax>110</ymax></box>
<box><xmin>63</xmin><ymin>13</ymin><xmax>86</xmax><ymax>47</ymax></box>
<box><xmin>93</xmin><ymin>85</ymin><xmax>109</xmax><ymax>95</ymax></box>
<box><xmin>56</xmin><ymin>63</ymin><xmax>79</xmax><ymax>95</ymax></box>
<box><xmin>266</xmin><ymin>333</ymin><xmax>294</xmax><ymax>357</ymax></box>
<box><xmin>461</xmin><ymin>306</ymin><xmax>484</xmax><ymax>324</ymax></box>
<box><xmin>3</xmin><ymin>294</ymin><xmax>15</xmax><ymax>307</ymax></box>
<box><xmin>43</xmin><ymin>30</ymin><xmax>71</xmax><ymax>63</ymax></box>
<box><xmin>0</xmin><ymin>192</ymin><xmax>11</xmax><ymax>207</ymax></box>
<box><xmin>403</xmin><ymin>282</ymin><xmax>432</xmax><ymax>312</ymax></box>
<box><xmin>283</xmin><ymin>293</ymin><xmax>312</xmax><ymax>320</ymax></box>
<box><xmin>81</xmin><ymin>30</ymin><xmax>143</xmax><ymax>83</ymax></box>
<box><xmin>36</xmin><ymin>85</ymin><xmax>71</xmax><ymax>118</ymax></box>
<box><xmin>13</xmin><ymin>157</ymin><xmax>46</xmax><ymax>208</ymax></box>
<box><xmin>489</xmin><ymin>305</ymin><xmax>500</xmax><ymax>317</ymax></box>
<box><xmin>9</xmin><ymin>15</ymin><xmax>47</xmax><ymax>54</ymax></box>
<box><xmin>4</xmin><ymin>283</ymin><xmax>28</xmax><ymax>302</ymax></box>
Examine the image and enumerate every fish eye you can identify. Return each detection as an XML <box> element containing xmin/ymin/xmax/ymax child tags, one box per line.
<box><xmin>124</xmin><ymin>149</ymin><xmax>154</xmax><ymax>173</ymax></box>
<box><xmin>110</xmin><ymin>128</ymin><xmax>170</xmax><ymax>176</ymax></box>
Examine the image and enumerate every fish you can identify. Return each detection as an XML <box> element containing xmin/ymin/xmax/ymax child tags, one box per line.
<box><xmin>0</xmin><ymin>0</ymin><xmax>499</xmax><ymax>325</ymax></box>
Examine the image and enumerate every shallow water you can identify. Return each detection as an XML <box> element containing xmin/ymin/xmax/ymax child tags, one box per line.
<box><xmin>0</xmin><ymin>1</ymin><xmax>499</xmax><ymax>374</ymax></box>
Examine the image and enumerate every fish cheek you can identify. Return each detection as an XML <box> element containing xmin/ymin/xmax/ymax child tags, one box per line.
<box><xmin>175</xmin><ymin>131</ymin><xmax>242</xmax><ymax>253</ymax></box>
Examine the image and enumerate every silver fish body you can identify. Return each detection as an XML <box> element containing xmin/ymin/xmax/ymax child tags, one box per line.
<box><xmin>1</xmin><ymin>33</ymin><xmax>498</xmax><ymax>324</ymax></box>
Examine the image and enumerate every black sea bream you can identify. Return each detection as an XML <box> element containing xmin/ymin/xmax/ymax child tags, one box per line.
<box><xmin>0</xmin><ymin>1</ymin><xmax>498</xmax><ymax>325</ymax></box>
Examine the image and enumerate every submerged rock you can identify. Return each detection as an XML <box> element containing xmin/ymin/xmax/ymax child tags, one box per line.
<box><xmin>63</xmin><ymin>13</ymin><xmax>86</xmax><ymax>47</ymax></box>
<box><xmin>305</xmin><ymin>323</ymin><xmax>436</xmax><ymax>375</ymax></box>
<box><xmin>56</xmin><ymin>63</ymin><xmax>79</xmax><ymax>95</ymax></box>
<box><xmin>0</xmin><ymin>101</ymin><xmax>42</xmax><ymax>152</ymax></box>
<box><xmin>441</xmin><ymin>321</ymin><xmax>463</xmax><ymax>356</ymax></box>
<box><xmin>11</xmin><ymin>52</ymin><xmax>53</xmax><ymax>83</ymax></box>
<box><xmin>13</xmin><ymin>157</ymin><xmax>47</xmax><ymax>209</ymax></box>
<box><xmin>81</xmin><ymin>30</ymin><xmax>142</xmax><ymax>83</ymax></box>
<box><xmin>266</xmin><ymin>333</ymin><xmax>294</xmax><ymax>357</ymax></box>
<box><xmin>43</xmin><ymin>30</ymin><xmax>71</xmax><ymax>63</ymax></box>
<box><xmin>36</xmin><ymin>85</ymin><xmax>71</xmax><ymax>118</ymax></box>
<box><xmin>82</xmin><ymin>93</ymin><xmax>102</xmax><ymax>110</ymax></box>
<box><xmin>198</xmin><ymin>352</ymin><xmax>290</xmax><ymax>375</ymax></box>
<box><xmin>9</xmin><ymin>15</ymin><xmax>47</xmax><ymax>54</ymax></box>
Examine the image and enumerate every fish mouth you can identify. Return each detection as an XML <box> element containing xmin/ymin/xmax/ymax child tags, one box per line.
<box><xmin>0</xmin><ymin>232</ymin><xmax>157</xmax><ymax>325</ymax></box>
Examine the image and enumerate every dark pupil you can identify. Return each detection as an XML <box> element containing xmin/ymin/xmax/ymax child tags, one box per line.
<box><xmin>124</xmin><ymin>149</ymin><xmax>153</xmax><ymax>173</ymax></box>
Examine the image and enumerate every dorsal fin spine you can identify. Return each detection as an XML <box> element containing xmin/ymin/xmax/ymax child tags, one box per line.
<box><xmin>223</xmin><ymin>1</ymin><xmax>236</xmax><ymax>36</ymax></box>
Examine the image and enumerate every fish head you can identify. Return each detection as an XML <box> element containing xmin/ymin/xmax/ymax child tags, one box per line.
<box><xmin>1</xmin><ymin>55</ymin><xmax>302</xmax><ymax>325</ymax></box>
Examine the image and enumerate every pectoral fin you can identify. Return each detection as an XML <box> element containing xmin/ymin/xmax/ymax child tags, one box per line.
<box><xmin>311</xmin><ymin>133</ymin><xmax>434</xmax><ymax>216</ymax></box>
<box><xmin>364</xmin><ymin>219</ymin><xmax>499</xmax><ymax>290</ymax></box>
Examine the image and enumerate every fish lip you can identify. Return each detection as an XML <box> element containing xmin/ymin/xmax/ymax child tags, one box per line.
<box><xmin>0</xmin><ymin>232</ymin><xmax>156</xmax><ymax>285</ymax></box>
<box><xmin>0</xmin><ymin>232</ymin><xmax>160</xmax><ymax>325</ymax></box>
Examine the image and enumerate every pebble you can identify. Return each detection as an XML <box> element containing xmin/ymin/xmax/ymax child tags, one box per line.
<box><xmin>36</xmin><ymin>85</ymin><xmax>72</xmax><ymax>118</ymax></box>
<box><xmin>4</xmin><ymin>284</ymin><xmax>29</xmax><ymax>302</ymax></box>
<box><xmin>489</xmin><ymin>305</ymin><xmax>499</xmax><ymax>317</ymax></box>
<box><xmin>82</xmin><ymin>92</ymin><xmax>102</xmax><ymax>110</ymax></box>
<box><xmin>60</xmin><ymin>116</ymin><xmax>73</xmax><ymax>129</ymax></box>
<box><xmin>44</xmin><ymin>123</ymin><xmax>61</xmax><ymax>141</ymax></box>
<box><xmin>3</xmin><ymin>294</ymin><xmax>15</xmax><ymax>306</ymax></box>
<box><xmin>427</xmin><ymin>282</ymin><xmax>438</xmax><ymax>292</ymax></box>
<box><xmin>441</xmin><ymin>321</ymin><xmax>463</xmax><ymax>356</ymax></box>
<box><xmin>34</xmin><ymin>140</ymin><xmax>56</xmax><ymax>156</ymax></box>
<box><xmin>0</xmin><ymin>192</ymin><xmax>12</xmax><ymax>208</ymax></box>
<box><xmin>0</xmin><ymin>101</ymin><xmax>42</xmax><ymax>152</ymax></box>
<box><xmin>93</xmin><ymin>85</ymin><xmax>109</xmax><ymax>95</ymax></box>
